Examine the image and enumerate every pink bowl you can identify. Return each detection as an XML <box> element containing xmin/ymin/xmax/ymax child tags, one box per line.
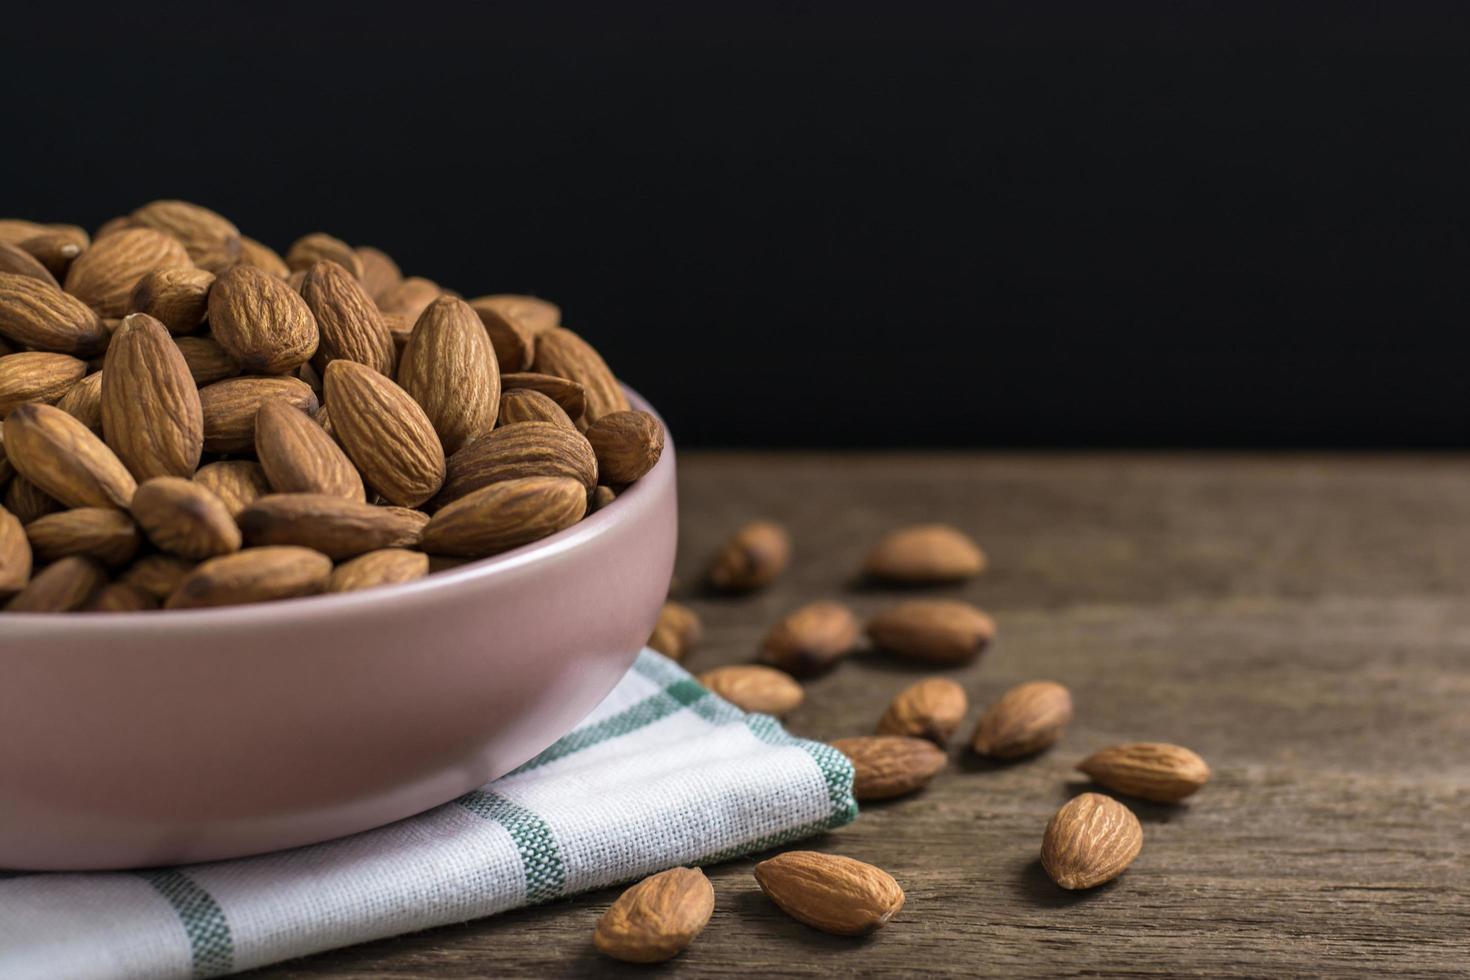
<box><xmin>0</xmin><ymin>391</ymin><xmax>677</xmax><ymax>871</ymax></box>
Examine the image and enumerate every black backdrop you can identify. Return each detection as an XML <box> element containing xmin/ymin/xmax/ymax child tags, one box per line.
<box><xmin>6</xmin><ymin>3</ymin><xmax>1470</xmax><ymax>447</ymax></box>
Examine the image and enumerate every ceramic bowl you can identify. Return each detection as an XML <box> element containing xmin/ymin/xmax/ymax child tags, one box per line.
<box><xmin>0</xmin><ymin>391</ymin><xmax>676</xmax><ymax>871</ymax></box>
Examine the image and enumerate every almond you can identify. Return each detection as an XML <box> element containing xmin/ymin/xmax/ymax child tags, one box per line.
<box><xmin>472</xmin><ymin>294</ymin><xmax>560</xmax><ymax>335</ymax></box>
<box><xmin>25</xmin><ymin>507</ymin><xmax>140</xmax><ymax>566</ymax></box>
<box><xmin>323</xmin><ymin>360</ymin><xmax>445</xmax><ymax>507</ymax></box>
<box><xmin>4</xmin><ymin>475</ymin><xmax>61</xmax><ymax>524</ymax></box>
<box><xmin>199</xmin><ymin>376</ymin><xmax>319</xmax><ymax>454</ymax></box>
<box><xmin>326</xmin><ymin>547</ymin><xmax>429</xmax><ymax>593</ymax></box>
<box><xmin>760</xmin><ymin>601</ymin><xmax>859</xmax><ymax>675</ymax></box>
<box><xmin>753</xmin><ymin>852</ymin><xmax>904</xmax><ymax>936</ymax></box>
<box><xmin>0</xmin><ymin>352</ymin><xmax>89</xmax><ymax>416</ymax></box>
<box><xmin>831</xmin><ymin>735</ymin><xmax>946</xmax><ymax>801</ymax></box>
<box><xmin>376</xmin><ymin>276</ymin><xmax>441</xmax><ymax>321</ymax></box>
<box><xmin>63</xmin><ymin>226</ymin><xmax>191</xmax><ymax>317</ymax></box>
<box><xmin>593</xmin><ymin>867</ymin><xmax>714</xmax><ymax>964</ymax></box>
<box><xmin>647</xmin><ymin>600</ymin><xmax>702</xmax><ymax>661</ymax></box>
<box><xmin>101</xmin><ymin>313</ymin><xmax>204</xmax><ymax>479</ymax></box>
<box><xmin>863</xmin><ymin>524</ymin><xmax>986</xmax><ymax>583</ymax></box>
<box><xmin>418</xmin><ymin>475</ymin><xmax>585</xmax><ymax>558</ymax></box>
<box><xmin>0</xmin><ymin>240</ymin><xmax>60</xmax><ymax>286</ymax></box>
<box><xmin>0</xmin><ymin>504</ymin><xmax>32</xmax><ymax>594</ymax></box>
<box><xmin>193</xmin><ymin>460</ymin><xmax>271</xmax><ymax>518</ymax></box>
<box><xmin>4</xmin><ymin>555</ymin><xmax>105</xmax><ymax>612</ymax></box>
<box><xmin>130</xmin><ymin>477</ymin><xmax>242</xmax><ymax>559</ymax></box>
<box><xmin>256</xmin><ymin>400</ymin><xmax>364</xmax><ymax>500</ymax></box>
<box><xmin>237</xmin><ymin>236</ymin><xmax>290</xmax><ymax>277</ymax></box>
<box><xmin>0</xmin><ymin>219</ymin><xmax>51</xmax><ymax>244</ymax></box>
<box><xmin>1076</xmin><ymin>742</ymin><xmax>1211</xmax><ymax>803</ymax></box>
<box><xmin>971</xmin><ymin>681</ymin><xmax>1073</xmax><ymax>759</ymax></box>
<box><xmin>381</xmin><ymin>311</ymin><xmax>413</xmax><ymax>354</ymax></box>
<box><xmin>121</xmin><ymin>553</ymin><xmax>195</xmax><ymax>600</ymax></box>
<box><xmin>531</xmin><ymin>326</ymin><xmax>629</xmax><ymax>422</ymax></box>
<box><xmin>239</xmin><ymin>493</ymin><xmax>427</xmax><ymax>560</ymax></box>
<box><xmin>207</xmin><ymin>264</ymin><xmax>320</xmax><ymax>374</ymax></box>
<box><xmin>1041</xmin><ymin>793</ymin><xmax>1143</xmax><ymax>890</ymax></box>
<box><xmin>3</xmin><ymin>403</ymin><xmax>136</xmax><ymax>509</ymax></box>
<box><xmin>469</xmin><ymin>297</ymin><xmax>536</xmax><ymax>372</ymax></box>
<box><xmin>354</xmin><ymin>246</ymin><xmax>401</xmax><ymax>301</ymax></box>
<box><xmin>165</xmin><ymin>545</ymin><xmax>332</xmax><ymax>609</ymax></box>
<box><xmin>19</xmin><ymin>227</ymin><xmax>88</xmax><ymax>280</ymax></box>
<box><xmin>301</xmin><ymin>259</ymin><xmax>395</xmax><ymax>375</ymax></box>
<box><xmin>127</xmin><ymin>266</ymin><xmax>215</xmax><ymax>335</ymax></box>
<box><xmin>498</xmin><ymin>388</ymin><xmax>574</xmax><ymax>428</ymax></box>
<box><xmin>696</xmin><ymin>664</ymin><xmax>803</xmax><ymax>715</ymax></box>
<box><xmin>285</xmin><ymin>233</ymin><xmax>363</xmax><ymax>279</ymax></box>
<box><xmin>433</xmin><ymin>421</ymin><xmax>597</xmax><ymax>510</ymax></box>
<box><xmin>500</xmin><ymin>371</ymin><xmax>587</xmax><ymax>421</ymax></box>
<box><xmin>55</xmin><ymin>372</ymin><xmax>103</xmax><ymax>433</ymax></box>
<box><xmin>590</xmin><ymin>485</ymin><xmax>616</xmax><ymax>511</ymax></box>
<box><xmin>129</xmin><ymin>200</ymin><xmax>241</xmax><ymax>272</ymax></box>
<box><xmin>398</xmin><ymin>295</ymin><xmax>500</xmax><ymax>453</ymax></box>
<box><xmin>707</xmin><ymin>520</ymin><xmax>790</xmax><ymax>593</ymax></box>
<box><xmin>0</xmin><ymin>272</ymin><xmax>109</xmax><ymax>355</ymax></box>
<box><xmin>584</xmin><ymin>410</ymin><xmax>664</xmax><ymax>485</ymax></box>
<box><xmin>878</xmin><ymin>678</ymin><xmax>968</xmax><ymax>745</ymax></box>
<box><xmin>175</xmin><ymin>335</ymin><xmax>241</xmax><ymax>386</ymax></box>
<box><xmin>865</xmin><ymin>599</ymin><xmax>995</xmax><ymax>664</ymax></box>
<box><xmin>83</xmin><ymin>581</ymin><xmax>158</xmax><ymax>612</ymax></box>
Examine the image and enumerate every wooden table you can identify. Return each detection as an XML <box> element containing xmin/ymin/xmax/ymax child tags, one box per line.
<box><xmin>257</xmin><ymin>452</ymin><xmax>1470</xmax><ymax>978</ymax></box>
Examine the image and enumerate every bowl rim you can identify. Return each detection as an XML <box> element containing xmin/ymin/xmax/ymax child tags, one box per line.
<box><xmin>0</xmin><ymin>385</ymin><xmax>671</xmax><ymax>632</ymax></box>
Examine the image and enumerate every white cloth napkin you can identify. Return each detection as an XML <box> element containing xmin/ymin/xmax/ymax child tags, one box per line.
<box><xmin>0</xmin><ymin>649</ymin><xmax>856</xmax><ymax>979</ymax></box>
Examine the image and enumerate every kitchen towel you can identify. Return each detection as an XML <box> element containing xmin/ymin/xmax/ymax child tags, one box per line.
<box><xmin>0</xmin><ymin>649</ymin><xmax>856</xmax><ymax>979</ymax></box>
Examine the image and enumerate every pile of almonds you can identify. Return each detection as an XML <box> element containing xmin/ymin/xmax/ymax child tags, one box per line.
<box><xmin>0</xmin><ymin>202</ymin><xmax>664</xmax><ymax>612</ymax></box>
<box><xmin>595</xmin><ymin>521</ymin><xmax>1212</xmax><ymax>963</ymax></box>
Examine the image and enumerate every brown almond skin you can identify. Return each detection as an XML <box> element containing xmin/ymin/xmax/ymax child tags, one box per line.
<box><xmin>584</xmin><ymin>410</ymin><xmax>664</xmax><ymax>485</ymax></box>
<box><xmin>255</xmin><ymin>400</ymin><xmax>364</xmax><ymax>501</ymax></box>
<box><xmin>593</xmin><ymin>867</ymin><xmax>715</xmax><ymax>964</ymax></box>
<box><xmin>878</xmin><ymin>678</ymin><xmax>968</xmax><ymax>745</ymax></box>
<box><xmin>831</xmin><ymin>735</ymin><xmax>948</xmax><ymax>801</ymax></box>
<box><xmin>207</xmin><ymin>264</ymin><xmax>320</xmax><ymax>374</ymax></box>
<box><xmin>302</xmin><ymin>259</ymin><xmax>396</xmax><ymax>376</ymax></box>
<box><xmin>193</xmin><ymin>460</ymin><xmax>272</xmax><ymax>518</ymax></box>
<box><xmin>472</xmin><ymin>294</ymin><xmax>560</xmax><ymax>335</ymax></box>
<box><xmin>0</xmin><ymin>241</ymin><xmax>61</xmax><ymax>286</ymax></box>
<box><xmin>589</xmin><ymin>485</ymin><xmax>616</xmax><ymax>511</ymax></box>
<box><xmin>83</xmin><ymin>580</ymin><xmax>158</xmax><ymax>612</ymax></box>
<box><xmin>165</xmin><ymin>545</ymin><xmax>332</xmax><ymax>609</ymax></box>
<box><xmin>0</xmin><ymin>503</ymin><xmax>33</xmax><ymax>594</ymax></box>
<box><xmin>130</xmin><ymin>477</ymin><xmax>243</xmax><ymax>560</ymax></box>
<box><xmin>25</xmin><ymin>507</ymin><xmax>140</xmax><ymax>566</ymax></box>
<box><xmin>55</xmin><ymin>372</ymin><xmax>104</xmax><ymax>433</ymax></box>
<box><xmin>398</xmin><ymin>295</ymin><xmax>501</xmax><ymax>454</ymax></box>
<box><xmin>199</xmin><ymin>376</ymin><xmax>319</xmax><ymax>455</ymax></box>
<box><xmin>4</xmin><ymin>555</ymin><xmax>105</xmax><ymax>612</ymax></box>
<box><xmin>531</xmin><ymin>326</ymin><xmax>629</xmax><ymax>422</ymax></box>
<box><xmin>355</xmin><ymin>246</ymin><xmax>402</xmax><ymax>301</ymax></box>
<box><xmin>469</xmin><ymin>298</ymin><xmax>537</xmax><ymax>373</ymax></box>
<box><xmin>121</xmin><ymin>553</ymin><xmax>195</xmax><ymax>600</ymax></box>
<box><xmin>418</xmin><ymin>476</ymin><xmax>586</xmax><ymax>558</ymax></box>
<box><xmin>433</xmin><ymin>421</ymin><xmax>598</xmax><ymax>511</ymax></box>
<box><xmin>20</xmin><ymin>228</ymin><xmax>88</xmax><ymax>280</ymax></box>
<box><xmin>4</xmin><ymin>476</ymin><xmax>61</xmax><ymax>524</ymax></box>
<box><xmin>647</xmin><ymin>600</ymin><xmax>702</xmax><ymax>661</ymax></box>
<box><xmin>102</xmin><ymin>313</ymin><xmax>205</xmax><ymax>480</ymax></box>
<box><xmin>0</xmin><ymin>272</ymin><xmax>109</xmax><ymax>355</ymax></box>
<box><xmin>1041</xmin><ymin>793</ymin><xmax>1144</xmax><ymax>890</ymax></box>
<box><xmin>285</xmin><ymin>233</ymin><xmax>363</xmax><ymax>279</ymax></box>
<box><xmin>753</xmin><ymin>852</ymin><xmax>904</xmax><ymax>936</ymax></box>
<box><xmin>327</xmin><ymin>547</ymin><xmax>429</xmax><ymax>593</ymax></box>
<box><xmin>971</xmin><ymin>681</ymin><xmax>1073</xmax><ymax>759</ymax></box>
<box><xmin>707</xmin><ymin>520</ymin><xmax>790</xmax><ymax>593</ymax></box>
<box><xmin>863</xmin><ymin>523</ymin><xmax>987</xmax><ymax>584</ymax></box>
<box><xmin>63</xmin><ymin>227</ymin><xmax>192</xmax><ymax>317</ymax></box>
<box><xmin>1077</xmin><ymin>743</ymin><xmax>1211</xmax><ymax>803</ymax></box>
<box><xmin>237</xmin><ymin>237</ymin><xmax>290</xmax><ymax>278</ymax></box>
<box><xmin>0</xmin><ymin>352</ymin><xmax>89</xmax><ymax>417</ymax></box>
<box><xmin>129</xmin><ymin>200</ymin><xmax>241</xmax><ymax>272</ymax></box>
<box><xmin>175</xmin><ymin>335</ymin><xmax>242</xmax><ymax>386</ymax></box>
<box><xmin>376</xmin><ymin>276</ymin><xmax>441</xmax><ymax>321</ymax></box>
<box><xmin>865</xmin><ymin>599</ymin><xmax>995</xmax><ymax>665</ymax></box>
<box><xmin>3</xmin><ymin>403</ymin><xmax>137</xmax><ymax>509</ymax></box>
<box><xmin>239</xmin><ymin>494</ymin><xmax>428</xmax><ymax>560</ymax></box>
<box><xmin>498</xmin><ymin>388</ymin><xmax>574</xmax><ymax>429</ymax></box>
<box><xmin>500</xmin><ymin>372</ymin><xmax>587</xmax><ymax>421</ymax></box>
<box><xmin>324</xmin><ymin>360</ymin><xmax>445</xmax><ymax>508</ymax></box>
<box><xmin>696</xmin><ymin>664</ymin><xmax>803</xmax><ymax>715</ymax></box>
<box><xmin>127</xmin><ymin>266</ymin><xmax>215</xmax><ymax>335</ymax></box>
<box><xmin>760</xmin><ymin>600</ymin><xmax>860</xmax><ymax>675</ymax></box>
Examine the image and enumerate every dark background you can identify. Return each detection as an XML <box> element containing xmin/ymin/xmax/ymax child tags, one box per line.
<box><xmin>6</xmin><ymin>3</ymin><xmax>1469</xmax><ymax>447</ymax></box>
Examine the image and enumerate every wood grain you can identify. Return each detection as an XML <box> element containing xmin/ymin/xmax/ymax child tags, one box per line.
<box><xmin>250</xmin><ymin>452</ymin><xmax>1470</xmax><ymax>978</ymax></box>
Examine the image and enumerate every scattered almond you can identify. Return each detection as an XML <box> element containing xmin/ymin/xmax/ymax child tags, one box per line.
<box><xmin>865</xmin><ymin>599</ymin><xmax>995</xmax><ymax>664</ymax></box>
<box><xmin>647</xmin><ymin>600</ymin><xmax>702</xmax><ymax>661</ymax></box>
<box><xmin>130</xmin><ymin>477</ymin><xmax>242</xmax><ymax>560</ymax></box>
<box><xmin>696</xmin><ymin>664</ymin><xmax>803</xmax><ymax>715</ymax></box>
<box><xmin>863</xmin><ymin>523</ymin><xmax>986</xmax><ymax>583</ymax></box>
<box><xmin>831</xmin><ymin>735</ymin><xmax>947</xmax><ymax>801</ymax></box>
<box><xmin>327</xmin><ymin>548</ymin><xmax>430</xmax><ymax>593</ymax></box>
<box><xmin>760</xmin><ymin>600</ymin><xmax>859</xmax><ymax>675</ymax></box>
<box><xmin>1076</xmin><ymin>742</ymin><xmax>1211</xmax><ymax>803</ymax></box>
<box><xmin>593</xmin><ymin>867</ymin><xmax>714</xmax><ymax>964</ymax></box>
<box><xmin>1041</xmin><ymin>792</ymin><xmax>1143</xmax><ymax>890</ymax></box>
<box><xmin>707</xmin><ymin>520</ymin><xmax>790</xmax><ymax>593</ymax></box>
<box><xmin>753</xmin><ymin>851</ymin><xmax>904</xmax><ymax>936</ymax></box>
<box><xmin>878</xmin><ymin>678</ymin><xmax>968</xmax><ymax>745</ymax></box>
<box><xmin>971</xmin><ymin>681</ymin><xmax>1073</xmax><ymax>759</ymax></box>
<box><xmin>584</xmin><ymin>410</ymin><xmax>664</xmax><ymax>485</ymax></box>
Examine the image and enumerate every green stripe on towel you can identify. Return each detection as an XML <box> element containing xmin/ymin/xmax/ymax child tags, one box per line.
<box><xmin>508</xmin><ymin>679</ymin><xmax>711</xmax><ymax>776</ymax></box>
<box><xmin>136</xmin><ymin>870</ymin><xmax>233</xmax><ymax>979</ymax></box>
<box><xmin>456</xmin><ymin>791</ymin><xmax>566</xmax><ymax>903</ymax></box>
